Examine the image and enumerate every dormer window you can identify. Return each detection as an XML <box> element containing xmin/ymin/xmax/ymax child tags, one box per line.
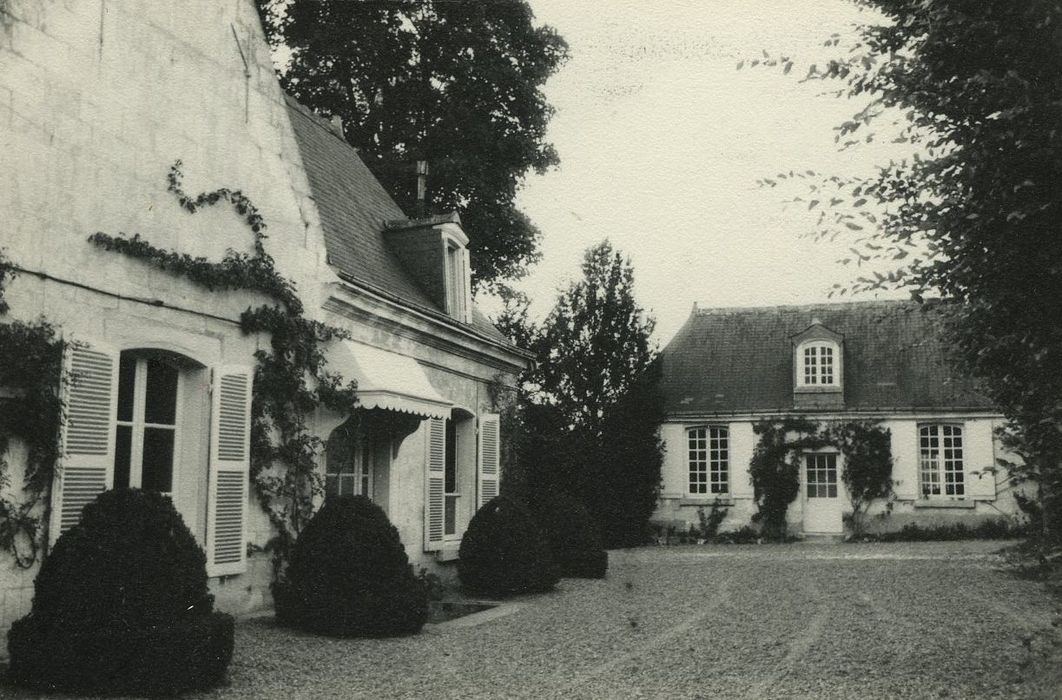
<box><xmin>445</xmin><ymin>240</ymin><xmax>470</xmax><ymax>323</ymax></box>
<box><xmin>791</xmin><ymin>319</ymin><xmax>844</xmax><ymax>407</ymax></box>
<box><xmin>800</xmin><ymin>341</ymin><xmax>837</xmax><ymax>386</ymax></box>
<box><xmin>383</xmin><ymin>212</ymin><xmax>472</xmax><ymax>324</ymax></box>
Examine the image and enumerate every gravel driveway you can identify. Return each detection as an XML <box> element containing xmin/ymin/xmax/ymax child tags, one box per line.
<box><xmin>185</xmin><ymin>540</ymin><xmax>1058</xmax><ymax>700</ymax></box>
<box><xmin>11</xmin><ymin>541</ymin><xmax>1058</xmax><ymax>699</ymax></box>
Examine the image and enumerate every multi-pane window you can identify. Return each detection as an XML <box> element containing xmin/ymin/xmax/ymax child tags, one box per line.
<box><xmin>802</xmin><ymin>343</ymin><xmax>836</xmax><ymax>386</ymax></box>
<box><xmin>919</xmin><ymin>424</ymin><xmax>965</xmax><ymax>498</ymax></box>
<box><xmin>325</xmin><ymin>431</ymin><xmax>373</xmax><ymax>499</ymax></box>
<box><xmin>688</xmin><ymin>427</ymin><xmax>729</xmax><ymax>495</ymax></box>
<box><xmin>114</xmin><ymin>353</ymin><xmax>179</xmax><ymax>495</ymax></box>
<box><xmin>806</xmin><ymin>453</ymin><xmax>838</xmax><ymax>498</ymax></box>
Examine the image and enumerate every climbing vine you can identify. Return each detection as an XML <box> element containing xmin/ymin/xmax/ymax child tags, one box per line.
<box><xmin>834</xmin><ymin>422</ymin><xmax>895</xmax><ymax>535</ymax></box>
<box><xmin>90</xmin><ymin>161</ymin><xmax>358</xmax><ymax>569</ymax></box>
<box><xmin>750</xmin><ymin>417</ymin><xmax>893</xmax><ymax>539</ymax></box>
<box><xmin>750</xmin><ymin>417</ymin><xmax>826</xmax><ymax>539</ymax></box>
<box><xmin>0</xmin><ymin>253</ymin><xmax>66</xmax><ymax>567</ymax></box>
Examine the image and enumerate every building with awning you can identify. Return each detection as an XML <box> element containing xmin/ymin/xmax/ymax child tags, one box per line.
<box><xmin>286</xmin><ymin>96</ymin><xmax>532</xmax><ymax>565</ymax></box>
<box><xmin>0</xmin><ymin>0</ymin><xmax>531</xmax><ymax>634</ymax></box>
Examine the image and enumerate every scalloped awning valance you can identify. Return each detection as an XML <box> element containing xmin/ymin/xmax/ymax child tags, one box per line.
<box><xmin>324</xmin><ymin>341</ymin><xmax>452</xmax><ymax>420</ymax></box>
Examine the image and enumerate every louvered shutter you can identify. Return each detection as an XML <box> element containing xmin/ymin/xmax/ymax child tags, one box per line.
<box><xmin>49</xmin><ymin>342</ymin><xmax>120</xmax><ymax>545</ymax></box>
<box><xmin>478</xmin><ymin>413</ymin><xmax>500</xmax><ymax>508</ymax></box>
<box><xmin>206</xmin><ymin>367</ymin><xmax>252</xmax><ymax>577</ymax></box>
<box><xmin>423</xmin><ymin>417</ymin><xmax>445</xmax><ymax>552</ymax></box>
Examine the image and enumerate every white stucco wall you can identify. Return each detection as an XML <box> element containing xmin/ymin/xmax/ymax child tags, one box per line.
<box><xmin>655</xmin><ymin>414</ymin><xmax>1025</xmax><ymax>535</ymax></box>
<box><xmin>0</xmin><ymin>0</ymin><xmax>340</xmax><ymax>635</ymax></box>
<box><xmin>0</xmin><ymin>0</ymin><xmax>525</xmax><ymax>635</ymax></box>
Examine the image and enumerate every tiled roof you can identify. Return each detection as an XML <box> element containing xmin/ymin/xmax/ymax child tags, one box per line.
<box><xmin>284</xmin><ymin>96</ymin><xmax>510</xmax><ymax>345</ymax></box>
<box><xmin>659</xmin><ymin>300</ymin><xmax>996</xmax><ymax>415</ymax></box>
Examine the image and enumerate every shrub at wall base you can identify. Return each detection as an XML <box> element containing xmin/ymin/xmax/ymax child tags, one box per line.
<box><xmin>272</xmin><ymin>494</ymin><xmax>428</xmax><ymax>637</ymax></box>
<box><xmin>458</xmin><ymin>495</ymin><xmax>560</xmax><ymax>596</ymax></box>
<box><xmin>6</xmin><ymin>489</ymin><xmax>234</xmax><ymax>697</ymax></box>
<box><xmin>533</xmin><ymin>491</ymin><xmax>607</xmax><ymax>578</ymax></box>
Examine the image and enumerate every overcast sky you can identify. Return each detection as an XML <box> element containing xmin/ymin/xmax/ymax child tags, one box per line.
<box><xmin>510</xmin><ymin>0</ymin><xmax>915</xmax><ymax>345</ymax></box>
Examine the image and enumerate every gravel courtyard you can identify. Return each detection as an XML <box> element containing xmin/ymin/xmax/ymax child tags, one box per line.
<box><xmin>6</xmin><ymin>541</ymin><xmax>1057</xmax><ymax>700</ymax></box>
<box><xmin>164</xmin><ymin>540</ymin><xmax>1057</xmax><ymax>700</ymax></box>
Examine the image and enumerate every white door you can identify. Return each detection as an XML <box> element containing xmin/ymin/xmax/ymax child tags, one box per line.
<box><xmin>803</xmin><ymin>453</ymin><xmax>844</xmax><ymax>534</ymax></box>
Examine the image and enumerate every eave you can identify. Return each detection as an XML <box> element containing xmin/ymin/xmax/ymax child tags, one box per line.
<box><xmin>326</xmin><ymin>274</ymin><xmax>533</xmax><ymax>374</ymax></box>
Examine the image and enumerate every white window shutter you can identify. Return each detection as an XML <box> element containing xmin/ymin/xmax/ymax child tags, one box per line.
<box><xmin>206</xmin><ymin>367</ymin><xmax>253</xmax><ymax>577</ymax></box>
<box><xmin>969</xmin><ymin>469</ymin><xmax>997</xmax><ymax>500</ymax></box>
<box><xmin>478</xmin><ymin>413</ymin><xmax>500</xmax><ymax>508</ymax></box>
<box><xmin>890</xmin><ymin>422</ymin><xmax>919</xmax><ymax>500</ymax></box>
<box><xmin>423</xmin><ymin>417</ymin><xmax>445</xmax><ymax>552</ymax></box>
<box><xmin>968</xmin><ymin>422</ymin><xmax>997</xmax><ymax>501</ymax></box>
<box><xmin>49</xmin><ymin>341</ymin><xmax>120</xmax><ymax>546</ymax></box>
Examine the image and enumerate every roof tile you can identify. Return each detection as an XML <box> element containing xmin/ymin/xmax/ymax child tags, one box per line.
<box><xmin>284</xmin><ymin>96</ymin><xmax>509</xmax><ymax>344</ymax></box>
<box><xmin>659</xmin><ymin>300</ymin><xmax>994</xmax><ymax>414</ymax></box>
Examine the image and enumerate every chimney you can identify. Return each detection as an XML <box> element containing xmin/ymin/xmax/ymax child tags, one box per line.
<box><xmin>329</xmin><ymin>115</ymin><xmax>344</xmax><ymax>139</ymax></box>
<box><xmin>415</xmin><ymin>160</ymin><xmax>429</xmax><ymax>217</ymax></box>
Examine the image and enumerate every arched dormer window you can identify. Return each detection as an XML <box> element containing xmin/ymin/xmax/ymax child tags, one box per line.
<box><xmin>791</xmin><ymin>319</ymin><xmax>844</xmax><ymax>407</ymax></box>
<box><xmin>797</xmin><ymin>340</ymin><xmax>839</xmax><ymax>387</ymax></box>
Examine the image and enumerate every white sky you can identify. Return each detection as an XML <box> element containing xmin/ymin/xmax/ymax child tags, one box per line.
<box><xmin>508</xmin><ymin>0</ymin><xmax>915</xmax><ymax>345</ymax></box>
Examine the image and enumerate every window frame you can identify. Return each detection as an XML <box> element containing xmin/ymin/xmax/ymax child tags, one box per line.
<box><xmin>796</xmin><ymin>340</ymin><xmax>839</xmax><ymax>388</ymax></box>
<box><xmin>687</xmin><ymin>425</ymin><xmax>730</xmax><ymax>496</ymax></box>
<box><xmin>443</xmin><ymin>242</ymin><xmax>468</xmax><ymax>323</ymax></box>
<box><xmin>325</xmin><ymin>431</ymin><xmax>375</xmax><ymax>500</ymax></box>
<box><xmin>918</xmin><ymin>422</ymin><xmax>966</xmax><ymax>500</ymax></box>
<box><xmin>113</xmin><ymin>353</ymin><xmax>183</xmax><ymax>499</ymax></box>
<box><xmin>443</xmin><ymin>417</ymin><xmax>461</xmax><ymax>539</ymax></box>
<box><xmin>804</xmin><ymin>451</ymin><xmax>839</xmax><ymax>499</ymax></box>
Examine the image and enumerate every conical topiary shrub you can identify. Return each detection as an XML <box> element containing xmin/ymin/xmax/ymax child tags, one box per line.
<box><xmin>533</xmin><ymin>491</ymin><xmax>608</xmax><ymax>579</ymax></box>
<box><xmin>457</xmin><ymin>495</ymin><xmax>560</xmax><ymax>597</ymax></box>
<box><xmin>272</xmin><ymin>494</ymin><xmax>428</xmax><ymax>637</ymax></box>
<box><xmin>7</xmin><ymin>488</ymin><xmax>234</xmax><ymax>697</ymax></box>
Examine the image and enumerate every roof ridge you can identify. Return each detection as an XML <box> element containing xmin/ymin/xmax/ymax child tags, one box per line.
<box><xmin>692</xmin><ymin>298</ymin><xmax>931</xmax><ymax>316</ymax></box>
<box><xmin>283</xmin><ymin>93</ymin><xmax>351</xmax><ymax>147</ymax></box>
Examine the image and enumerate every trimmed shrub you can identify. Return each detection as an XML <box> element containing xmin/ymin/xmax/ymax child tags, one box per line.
<box><xmin>7</xmin><ymin>488</ymin><xmax>233</xmax><ymax>696</ymax></box>
<box><xmin>458</xmin><ymin>495</ymin><xmax>560</xmax><ymax>596</ymax></box>
<box><xmin>533</xmin><ymin>491</ymin><xmax>607</xmax><ymax>579</ymax></box>
<box><xmin>273</xmin><ymin>494</ymin><xmax>428</xmax><ymax>637</ymax></box>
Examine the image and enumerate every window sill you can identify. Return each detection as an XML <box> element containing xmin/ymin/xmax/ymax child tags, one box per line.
<box><xmin>913</xmin><ymin>499</ymin><xmax>975</xmax><ymax>510</ymax></box>
<box><xmin>793</xmin><ymin>385</ymin><xmax>843</xmax><ymax>394</ymax></box>
<box><xmin>679</xmin><ymin>496</ymin><xmax>734</xmax><ymax>507</ymax></box>
<box><xmin>435</xmin><ymin>543</ymin><xmax>461</xmax><ymax>562</ymax></box>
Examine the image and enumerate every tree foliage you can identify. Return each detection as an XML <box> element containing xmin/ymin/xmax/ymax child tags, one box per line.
<box><xmin>768</xmin><ymin>2</ymin><xmax>1062</xmax><ymax>542</ymax></box>
<box><xmin>501</xmin><ymin>240</ymin><xmax>664</xmax><ymax>547</ymax></box>
<box><xmin>257</xmin><ymin>0</ymin><xmax>568</xmax><ymax>287</ymax></box>
<box><xmin>535</xmin><ymin>241</ymin><xmax>658</xmax><ymax>434</ymax></box>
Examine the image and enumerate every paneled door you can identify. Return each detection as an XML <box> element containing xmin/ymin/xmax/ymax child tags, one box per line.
<box><xmin>803</xmin><ymin>453</ymin><xmax>844</xmax><ymax>534</ymax></box>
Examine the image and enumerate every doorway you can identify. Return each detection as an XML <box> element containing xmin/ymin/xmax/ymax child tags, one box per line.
<box><xmin>803</xmin><ymin>452</ymin><xmax>844</xmax><ymax>534</ymax></box>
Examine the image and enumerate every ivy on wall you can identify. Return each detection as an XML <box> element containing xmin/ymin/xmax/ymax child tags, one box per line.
<box><xmin>833</xmin><ymin>422</ymin><xmax>895</xmax><ymax>534</ymax></box>
<box><xmin>750</xmin><ymin>417</ymin><xmax>893</xmax><ymax>539</ymax></box>
<box><xmin>0</xmin><ymin>255</ymin><xmax>66</xmax><ymax>567</ymax></box>
<box><xmin>90</xmin><ymin>161</ymin><xmax>358</xmax><ymax>569</ymax></box>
